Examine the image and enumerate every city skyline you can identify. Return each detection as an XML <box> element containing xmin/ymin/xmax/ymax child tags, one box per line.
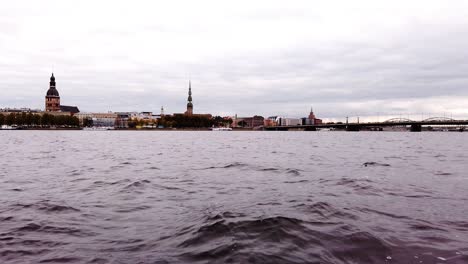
<box><xmin>2</xmin><ymin>1</ymin><xmax>468</xmax><ymax>120</ymax></box>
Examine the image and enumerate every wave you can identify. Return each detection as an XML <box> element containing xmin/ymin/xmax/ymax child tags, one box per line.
<box><xmin>114</xmin><ymin>205</ymin><xmax>152</xmax><ymax>213</ymax></box>
<box><xmin>362</xmin><ymin>161</ymin><xmax>391</xmax><ymax>167</ymax></box>
<box><xmin>197</xmin><ymin>162</ymin><xmax>303</xmax><ymax>177</ymax></box>
<box><xmin>39</xmin><ymin>257</ymin><xmax>81</xmax><ymax>263</ymax></box>
<box><xmin>300</xmin><ymin>202</ymin><xmax>358</xmax><ymax>220</ymax></box>
<box><xmin>11</xmin><ymin>201</ymin><xmax>80</xmax><ymax>213</ymax></box>
<box><xmin>286</xmin><ymin>168</ymin><xmax>302</xmax><ymax>175</ymax></box>
<box><xmin>198</xmin><ymin>162</ymin><xmax>249</xmax><ymax>170</ymax></box>
<box><xmin>334</xmin><ymin>178</ymin><xmax>382</xmax><ymax>196</ymax></box>
<box><xmin>123</xmin><ymin>180</ymin><xmax>151</xmax><ymax>189</ymax></box>
<box><xmin>176</xmin><ymin>214</ymin><xmax>392</xmax><ymax>263</ymax></box>
<box><xmin>12</xmin><ymin>223</ymin><xmax>95</xmax><ymax>237</ymax></box>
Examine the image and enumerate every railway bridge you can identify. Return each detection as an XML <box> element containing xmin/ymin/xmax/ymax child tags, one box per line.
<box><xmin>264</xmin><ymin>117</ymin><xmax>468</xmax><ymax>132</ymax></box>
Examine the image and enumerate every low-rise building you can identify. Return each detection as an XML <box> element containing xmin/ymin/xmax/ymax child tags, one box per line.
<box><xmin>76</xmin><ymin>112</ymin><xmax>118</xmax><ymax>127</ymax></box>
<box><xmin>115</xmin><ymin>112</ymin><xmax>131</xmax><ymax>128</ymax></box>
<box><xmin>264</xmin><ymin>116</ymin><xmax>278</xmax><ymax>127</ymax></box>
<box><xmin>233</xmin><ymin>115</ymin><xmax>265</xmax><ymax>128</ymax></box>
<box><xmin>277</xmin><ymin>117</ymin><xmax>302</xmax><ymax>126</ymax></box>
<box><xmin>0</xmin><ymin>108</ymin><xmax>41</xmax><ymax>113</ymax></box>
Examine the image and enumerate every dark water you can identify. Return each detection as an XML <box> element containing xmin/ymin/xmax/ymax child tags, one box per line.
<box><xmin>1</xmin><ymin>131</ymin><xmax>467</xmax><ymax>264</ymax></box>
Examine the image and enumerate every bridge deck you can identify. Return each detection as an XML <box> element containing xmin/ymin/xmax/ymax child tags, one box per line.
<box><xmin>265</xmin><ymin>120</ymin><xmax>468</xmax><ymax>130</ymax></box>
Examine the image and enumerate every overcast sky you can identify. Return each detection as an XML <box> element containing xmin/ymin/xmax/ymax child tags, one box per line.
<box><xmin>1</xmin><ymin>0</ymin><xmax>468</xmax><ymax>120</ymax></box>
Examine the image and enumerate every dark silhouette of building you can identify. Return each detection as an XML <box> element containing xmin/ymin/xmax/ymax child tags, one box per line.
<box><xmin>234</xmin><ymin>115</ymin><xmax>265</xmax><ymax>128</ymax></box>
<box><xmin>60</xmin><ymin>105</ymin><xmax>80</xmax><ymax>114</ymax></box>
<box><xmin>44</xmin><ymin>73</ymin><xmax>80</xmax><ymax>115</ymax></box>
<box><xmin>185</xmin><ymin>81</ymin><xmax>193</xmax><ymax>115</ymax></box>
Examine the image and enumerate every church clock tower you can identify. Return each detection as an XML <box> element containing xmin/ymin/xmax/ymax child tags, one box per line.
<box><xmin>45</xmin><ymin>73</ymin><xmax>61</xmax><ymax>112</ymax></box>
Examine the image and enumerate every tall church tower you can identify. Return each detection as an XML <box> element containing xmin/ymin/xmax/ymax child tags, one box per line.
<box><xmin>308</xmin><ymin>106</ymin><xmax>316</xmax><ymax>120</ymax></box>
<box><xmin>45</xmin><ymin>73</ymin><xmax>61</xmax><ymax>112</ymax></box>
<box><xmin>185</xmin><ymin>81</ymin><xmax>193</xmax><ymax>115</ymax></box>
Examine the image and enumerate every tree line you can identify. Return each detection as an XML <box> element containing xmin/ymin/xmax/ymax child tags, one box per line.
<box><xmin>0</xmin><ymin>112</ymin><xmax>80</xmax><ymax>128</ymax></box>
<box><xmin>128</xmin><ymin>114</ymin><xmax>232</xmax><ymax>128</ymax></box>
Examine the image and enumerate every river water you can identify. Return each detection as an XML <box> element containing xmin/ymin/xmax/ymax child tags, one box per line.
<box><xmin>0</xmin><ymin>131</ymin><xmax>467</xmax><ymax>264</ymax></box>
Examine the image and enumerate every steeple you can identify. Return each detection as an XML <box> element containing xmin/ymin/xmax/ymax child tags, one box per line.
<box><xmin>308</xmin><ymin>106</ymin><xmax>316</xmax><ymax>120</ymax></box>
<box><xmin>185</xmin><ymin>80</ymin><xmax>193</xmax><ymax>115</ymax></box>
<box><xmin>188</xmin><ymin>80</ymin><xmax>192</xmax><ymax>102</ymax></box>
<box><xmin>50</xmin><ymin>73</ymin><xmax>56</xmax><ymax>87</ymax></box>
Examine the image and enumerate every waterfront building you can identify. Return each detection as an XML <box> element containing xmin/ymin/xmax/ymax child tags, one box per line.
<box><xmin>111</xmin><ymin>111</ymin><xmax>163</xmax><ymax>128</ymax></box>
<box><xmin>45</xmin><ymin>73</ymin><xmax>80</xmax><ymax>115</ymax></box>
<box><xmin>115</xmin><ymin>112</ymin><xmax>131</xmax><ymax>128</ymax></box>
<box><xmin>277</xmin><ymin>117</ymin><xmax>302</xmax><ymax>126</ymax></box>
<box><xmin>306</xmin><ymin>107</ymin><xmax>322</xmax><ymax>125</ymax></box>
<box><xmin>264</xmin><ymin>116</ymin><xmax>279</xmax><ymax>127</ymax></box>
<box><xmin>137</xmin><ymin>112</ymin><xmax>161</xmax><ymax>121</ymax></box>
<box><xmin>0</xmin><ymin>108</ymin><xmax>41</xmax><ymax>113</ymax></box>
<box><xmin>75</xmin><ymin>112</ymin><xmax>118</xmax><ymax>127</ymax></box>
<box><xmin>233</xmin><ymin>115</ymin><xmax>265</xmax><ymax>128</ymax></box>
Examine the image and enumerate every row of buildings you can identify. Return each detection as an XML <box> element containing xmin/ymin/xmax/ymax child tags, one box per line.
<box><xmin>233</xmin><ymin>109</ymin><xmax>322</xmax><ymax>129</ymax></box>
<box><xmin>2</xmin><ymin>73</ymin><xmax>322</xmax><ymax>129</ymax></box>
<box><xmin>43</xmin><ymin>73</ymin><xmax>209</xmax><ymax>128</ymax></box>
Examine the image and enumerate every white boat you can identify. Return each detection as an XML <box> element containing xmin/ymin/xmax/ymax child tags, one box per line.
<box><xmin>211</xmin><ymin>127</ymin><xmax>233</xmax><ymax>131</ymax></box>
<box><xmin>83</xmin><ymin>126</ymin><xmax>115</xmax><ymax>131</ymax></box>
<box><xmin>1</xmin><ymin>125</ymin><xmax>17</xmax><ymax>130</ymax></box>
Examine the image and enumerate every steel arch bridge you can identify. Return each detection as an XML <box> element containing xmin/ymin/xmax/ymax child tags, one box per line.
<box><xmin>383</xmin><ymin>118</ymin><xmax>414</xmax><ymax>123</ymax></box>
<box><xmin>422</xmin><ymin>117</ymin><xmax>455</xmax><ymax>122</ymax></box>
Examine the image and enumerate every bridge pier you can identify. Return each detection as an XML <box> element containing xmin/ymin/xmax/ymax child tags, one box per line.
<box><xmin>346</xmin><ymin>125</ymin><xmax>360</xmax><ymax>131</ymax></box>
<box><xmin>410</xmin><ymin>124</ymin><xmax>422</xmax><ymax>132</ymax></box>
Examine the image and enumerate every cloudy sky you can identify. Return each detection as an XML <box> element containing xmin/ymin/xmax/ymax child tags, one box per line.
<box><xmin>1</xmin><ymin>0</ymin><xmax>468</xmax><ymax>120</ymax></box>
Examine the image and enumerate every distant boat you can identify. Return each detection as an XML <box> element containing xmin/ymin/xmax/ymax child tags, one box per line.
<box><xmin>83</xmin><ymin>127</ymin><xmax>115</xmax><ymax>131</ymax></box>
<box><xmin>211</xmin><ymin>127</ymin><xmax>233</xmax><ymax>131</ymax></box>
<box><xmin>1</xmin><ymin>125</ymin><xmax>17</xmax><ymax>130</ymax></box>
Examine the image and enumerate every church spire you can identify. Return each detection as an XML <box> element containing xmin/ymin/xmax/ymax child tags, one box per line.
<box><xmin>50</xmin><ymin>72</ymin><xmax>56</xmax><ymax>87</ymax></box>
<box><xmin>308</xmin><ymin>106</ymin><xmax>316</xmax><ymax>120</ymax></box>
<box><xmin>188</xmin><ymin>80</ymin><xmax>192</xmax><ymax>102</ymax></box>
<box><xmin>186</xmin><ymin>80</ymin><xmax>193</xmax><ymax>115</ymax></box>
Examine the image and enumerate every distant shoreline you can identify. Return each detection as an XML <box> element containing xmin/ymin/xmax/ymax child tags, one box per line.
<box><xmin>0</xmin><ymin>128</ymin><xmax>464</xmax><ymax>132</ymax></box>
<box><xmin>0</xmin><ymin>127</ymin><xmax>257</xmax><ymax>131</ymax></box>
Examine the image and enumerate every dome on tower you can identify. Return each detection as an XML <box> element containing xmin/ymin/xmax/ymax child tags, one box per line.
<box><xmin>46</xmin><ymin>72</ymin><xmax>59</xmax><ymax>96</ymax></box>
<box><xmin>47</xmin><ymin>87</ymin><xmax>60</xmax><ymax>97</ymax></box>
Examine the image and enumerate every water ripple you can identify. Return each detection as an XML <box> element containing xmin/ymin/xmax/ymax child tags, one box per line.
<box><xmin>1</xmin><ymin>131</ymin><xmax>467</xmax><ymax>264</ymax></box>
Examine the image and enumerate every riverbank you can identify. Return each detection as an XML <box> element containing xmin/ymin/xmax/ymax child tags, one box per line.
<box><xmin>0</xmin><ymin>127</ymin><xmax>257</xmax><ymax>131</ymax></box>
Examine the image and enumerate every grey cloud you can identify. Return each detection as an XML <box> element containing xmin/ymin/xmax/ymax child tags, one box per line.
<box><xmin>1</xmin><ymin>1</ymin><xmax>468</xmax><ymax>121</ymax></box>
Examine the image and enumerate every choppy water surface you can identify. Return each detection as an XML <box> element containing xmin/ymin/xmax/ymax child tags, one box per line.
<box><xmin>1</xmin><ymin>131</ymin><xmax>467</xmax><ymax>264</ymax></box>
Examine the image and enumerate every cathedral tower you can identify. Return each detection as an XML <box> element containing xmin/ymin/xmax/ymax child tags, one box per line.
<box><xmin>308</xmin><ymin>106</ymin><xmax>316</xmax><ymax>120</ymax></box>
<box><xmin>185</xmin><ymin>81</ymin><xmax>193</xmax><ymax>115</ymax></box>
<box><xmin>45</xmin><ymin>73</ymin><xmax>61</xmax><ymax>112</ymax></box>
